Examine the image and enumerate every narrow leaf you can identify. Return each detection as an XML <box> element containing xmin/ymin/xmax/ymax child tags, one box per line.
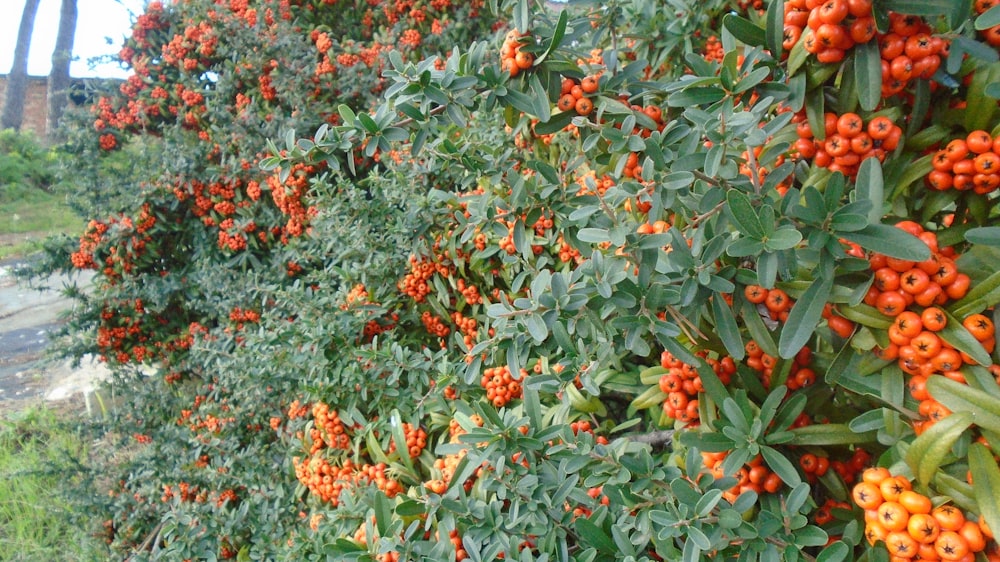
<box><xmin>712</xmin><ymin>293</ymin><xmax>745</xmax><ymax>360</ymax></box>
<box><xmin>536</xmin><ymin>9</ymin><xmax>568</xmax><ymax>64</ymax></box>
<box><xmin>976</xmin><ymin>5</ymin><xmax>1000</xmax><ymax>29</ymax></box>
<box><xmin>938</xmin><ymin>309</ymin><xmax>992</xmax><ymax>367</ymax></box>
<box><xmin>727</xmin><ymin>189</ymin><xmax>765</xmax><ymax>239</ymax></box>
<box><xmin>904</xmin><ymin>411</ymin><xmax>974</xmax><ymax>487</ymax></box>
<box><xmin>766</xmin><ymin>0</ymin><xmax>784</xmax><ymax>57</ymax></box>
<box><xmin>787</xmin><ymin>423</ymin><xmax>879</xmax><ymax>445</ymax></box>
<box><xmin>838</xmin><ymin>224</ymin><xmax>931</xmax><ymax>262</ymax></box>
<box><xmin>968</xmin><ymin>443</ymin><xmax>1000</xmax><ymax>545</ymax></box>
<box><xmin>927</xmin><ymin>376</ymin><xmax>1000</xmax><ymax>434</ymax></box>
<box><xmin>854</xmin><ymin>41</ymin><xmax>882</xmax><ymax>112</ymax></box>
<box><xmin>855</xmin><ymin>158</ymin><xmax>883</xmax><ymax>224</ymax></box>
<box><xmin>779</xmin><ymin>276</ymin><xmax>832</xmax><ymax>359</ymax></box>
<box><xmin>723</xmin><ymin>13</ymin><xmax>766</xmax><ymax>47</ymax></box>
<box><xmin>816</xmin><ymin>541</ymin><xmax>851</xmax><ymax>562</ymax></box>
<box><xmin>761</xmin><ymin>445</ymin><xmax>802</xmax><ymax>487</ymax></box>
<box><xmin>965</xmin><ymin>226</ymin><xmax>1000</xmax><ymax>246</ymax></box>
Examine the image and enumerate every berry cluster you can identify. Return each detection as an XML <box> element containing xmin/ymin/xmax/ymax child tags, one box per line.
<box><xmin>310</xmin><ymin>401</ymin><xmax>352</xmax><ymax>451</ymax></box>
<box><xmin>481</xmin><ymin>365</ymin><xmax>527</xmax><ymax>407</ymax></box>
<box><xmin>658</xmin><ymin>350</ymin><xmax>736</xmax><ymax>424</ymax></box>
<box><xmin>927</xmin><ymin>130</ymin><xmax>1000</xmax><ymax>194</ymax></box>
<box><xmin>793</xmin><ymin>112</ymin><xmax>902</xmax><ymax>178</ymax></box>
<box><xmin>860</xmin><ymin>222</ymin><xmax>1000</xmax><ymax>429</ymax></box>
<box><xmin>428</xmin><ymin>415</ymin><xmax>485</xmax><ymax>494</ymax></box>
<box><xmin>743</xmin><ymin>285</ymin><xmax>796</xmax><ymax>324</ymax></box>
<box><xmin>293</xmin><ymin>457</ymin><xmax>402</xmax><ymax>506</ymax></box>
<box><xmin>852</xmin><ymin>468</ymin><xmax>996</xmax><ymax>560</ymax></box>
<box><xmin>790</xmin><ymin>0</ymin><xmax>876</xmax><ymax>64</ymax></box>
<box><xmin>702</xmin><ymin>451</ymin><xmax>784</xmax><ymax>501</ymax></box>
<box><xmin>500</xmin><ymin>29</ymin><xmax>534</xmax><ymax>77</ymax></box>
<box><xmin>556</xmin><ymin>75</ymin><xmax>598</xmax><ymax>117</ymax></box>
<box><xmin>420</xmin><ymin>311</ymin><xmax>451</xmax><ymax>339</ymax></box>
<box><xmin>386</xmin><ymin>422</ymin><xmax>427</xmax><ymax>459</ymax></box>
<box><xmin>703</xmin><ymin>35</ymin><xmax>724</xmax><ymax>62</ymax></box>
<box><xmin>877</xmin><ymin>13</ymin><xmax>946</xmax><ymax>97</ymax></box>
<box><xmin>744</xmin><ymin>341</ymin><xmax>816</xmax><ymax>390</ymax></box>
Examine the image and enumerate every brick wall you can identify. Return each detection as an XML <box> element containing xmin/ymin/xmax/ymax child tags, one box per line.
<box><xmin>0</xmin><ymin>74</ymin><xmax>50</xmax><ymax>136</ymax></box>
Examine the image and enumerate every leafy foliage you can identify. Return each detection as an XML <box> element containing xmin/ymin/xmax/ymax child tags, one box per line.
<box><xmin>37</xmin><ymin>0</ymin><xmax>1000</xmax><ymax>560</ymax></box>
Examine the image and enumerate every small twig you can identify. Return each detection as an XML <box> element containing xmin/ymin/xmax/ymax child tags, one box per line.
<box><xmin>689</xmin><ymin>200</ymin><xmax>726</xmax><ymax>227</ymax></box>
<box><xmin>745</xmin><ymin>144</ymin><xmax>763</xmax><ymax>195</ymax></box>
<box><xmin>128</xmin><ymin>520</ymin><xmax>164</xmax><ymax>560</ymax></box>
<box><xmin>395</xmin><ymin>104</ymin><xmax>448</xmax><ymax>128</ymax></box>
<box><xmin>666</xmin><ymin>305</ymin><xmax>707</xmax><ymax>342</ymax></box>
<box><xmin>625</xmin><ymin>429</ymin><xmax>674</xmax><ymax>448</ymax></box>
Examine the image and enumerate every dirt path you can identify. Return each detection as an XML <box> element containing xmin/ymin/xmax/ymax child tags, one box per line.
<box><xmin>0</xmin><ymin>258</ymin><xmax>107</xmax><ymax>414</ymax></box>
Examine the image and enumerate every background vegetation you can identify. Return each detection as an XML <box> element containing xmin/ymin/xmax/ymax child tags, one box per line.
<box><xmin>12</xmin><ymin>0</ymin><xmax>1000</xmax><ymax>560</ymax></box>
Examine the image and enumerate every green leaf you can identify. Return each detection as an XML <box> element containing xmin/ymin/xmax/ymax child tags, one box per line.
<box><xmin>932</xmin><ymin>472</ymin><xmax>978</xmax><ymax>513</ymax></box>
<box><xmin>727</xmin><ymin>237</ymin><xmax>766</xmax><ymax>257</ymax></box>
<box><xmin>575</xmin><ymin>518</ymin><xmax>615</xmax><ymax>553</ymax></box>
<box><xmin>948</xmin><ymin>269</ymin><xmax>1000</xmax><ymax>319</ymax></box>
<box><xmin>837</xmin><ymin>303</ymin><xmax>892</xmax><ymax>330</ymax></box>
<box><xmin>816</xmin><ymin>541</ymin><xmax>850</xmax><ymax>562</ymax></box>
<box><xmin>374</xmin><ymin>491</ymin><xmax>392</xmax><ymax>536</ymax></box>
<box><xmin>390</xmin><ymin>410</ymin><xmax>416</xmax><ymax>474</ymax></box>
<box><xmin>727</xmin><ymin>190</ymin><xmax>765</xmax><ymax>239</ymax></box>
<box><xmin>937</xmin><ymin>309</ymin><xmax>992</xmax><ymax>367</ymax></box>
<box><xmin>904</xmin><ymin>411</ymin><xmax>973</xmax><ymax>487</ymax></box>
<box><xmin>829</xmin><ymin>211</ymin><xmax>869</xmax><ymax>233</ymax></box>
<box><xmin>723</xmin><ymin>14</ymin><xmax>766</xmax><ymax>47</ymax></box>
<box><xmin>849</xmin><ymin>409</ymin><xmax>886</xmax><ymax>433</ymax></box>
<box><xmin>694</xmin><ymin>357</ymin><xmax>733</xmax><ymax>408</ymax></box>
<box><xmin>965</xmin><ymin>226</ymin><xmax>1000</xmax><ymax>246</ymax></box>
<box><xmin>357</xmin><ymin>112</ymin><xmax>379</xmax><ymax>134</ymax></box>
<box><xmin>534</xmin><ymin>110</ymin><xmax>575</xmax><ymax>135</ymax></box>
<box><xmin>713</xmin><ymin>293</ymin><xmax>745</xmax><ymax>360</ymax></box>
<box><xmin>761</xmin><ymin>445</ymin><xmax>802</xmax><ymax>487</ymax></box>
<box><xmin>695</xmin><ymin>489</ymin><xmax>724</xmax><ymax>517</ymax></box>
<box><xmin>525</xmin><ymin>314</ymin><xmax>548</xmax><ymax>344</ymax></box>
<box><xmin>338</xmin><ymin>104</ymin><xmax>357</xmax><ymax>126</ymax></box>
<box><xmin>667</xmin><ymin>87</ymin><xmax>726</xmax><ymax>107</ymax></box>
<box><xmin>968</xmin><ymin>443</ymin><xmax>1000</xmax><ymax>545</ymax></box>
<box><xmin>837</xmin><ymin>224</ymin><xmax>931</xmax><ymax>262</ymax></box>
<box><xmin>536</xmin><ymin>8</ymin><xmax>567</xmax><ymax>64</ymax></box>
<box><xmin>505</xmin><ymin>88</ymin><xmax>538</xmax><ymax>117</ymax></box>
<box><xmin>530</xmin><ymin>75</ymin><xmax>550</xmax><ymax>122</ymax></box>
<box><xmin>786</xmin><ymin>423</ymin><xmax>879</xmax><ymax>445</ymax></box>
<box><xmin>854</xmin><ymin>41</ymin><xmax>882</xmax><ymax>112</ymax></box>
<box><xmin>779</xmin><ymin>276</ymin><xmax>832</xmax><ymax>359</ymax></box>
<box><xmin>882</xmin><ymin>0</ymin><xmax>957</xmax><ymax>17</ymax></box>
<box><xmin>965</xmin><ymin>61</ymin><xmax>1000</xmax><ymax>132</ymax></box>
<box><xmin>804</xmin><ymin>88</ymin><xmax>826</xmax><ymax>141</ymax></box>
<box><xmin>577</xmin><ymin>228</ymin><xmax>610</xmax><ymax>243</ymax></box>
<box><xmin>764</xmin><ymin>227</ymin><xmax>803</xmax><ymax>252</ymax></box>
<box><xmin>771</xmin><ymin>392</ymin><xmax>808</xmax><ymax>433</ymax></box>
<box><xmin>977</xmin><ymin>5</ymin><xmax>1000</xmax><ymax>29</ymax></box>
<box><xmin>855</xmin><ymin>158</ymin><xmax>884</xmax><ymax>224</ymax></box>
<box><xmin>740</xmin><ymin>299</ymin><xmax>779</xmax><ymax>357</ymax></box>
<box><xmin>927</xmin><ymin>376</ymin><xmax>1000</xmax><ymax>434</ymax></box>
<box><xmin>766</xmin><ymin>0</ymin><xmax>784</xmax><ymax>57</ymax></box>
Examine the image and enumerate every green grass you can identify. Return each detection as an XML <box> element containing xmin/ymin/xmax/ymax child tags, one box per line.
<box><xmin>0</xmin><ymin>186</ymin><xmax>83</xmax><ymax>260</ymax></box>
<box><xmin>0</xmin><ymin>406</ymin><xmax>108</xmax><ymax>561</ymax></box>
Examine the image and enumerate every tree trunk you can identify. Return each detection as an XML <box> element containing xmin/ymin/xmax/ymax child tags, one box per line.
<box><xmin>1</xmin><ymin>0</ymin><xmax>42</xmax><ymax>132</ymax></box>
<box><xmin>47</xmin><ymin>0</ymin><xmax>78</xmax><ymax>139</ymax></box>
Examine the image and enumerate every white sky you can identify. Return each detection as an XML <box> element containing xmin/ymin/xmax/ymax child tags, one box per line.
<box><xmin>0</xmin><ymin>0</ymin><xmax>145</xmax><ymax>79</ymax></box>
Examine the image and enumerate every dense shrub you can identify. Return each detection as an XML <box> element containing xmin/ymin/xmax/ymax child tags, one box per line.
<box><xmin>44</xmin><ymin>0</ymin><xmax>1000</xmax><ymax>560</ymax></box>
<box><xmin>0</xmin><ymin>129</ymin><xmax>57</xmax><ymax>197</ymax></box>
